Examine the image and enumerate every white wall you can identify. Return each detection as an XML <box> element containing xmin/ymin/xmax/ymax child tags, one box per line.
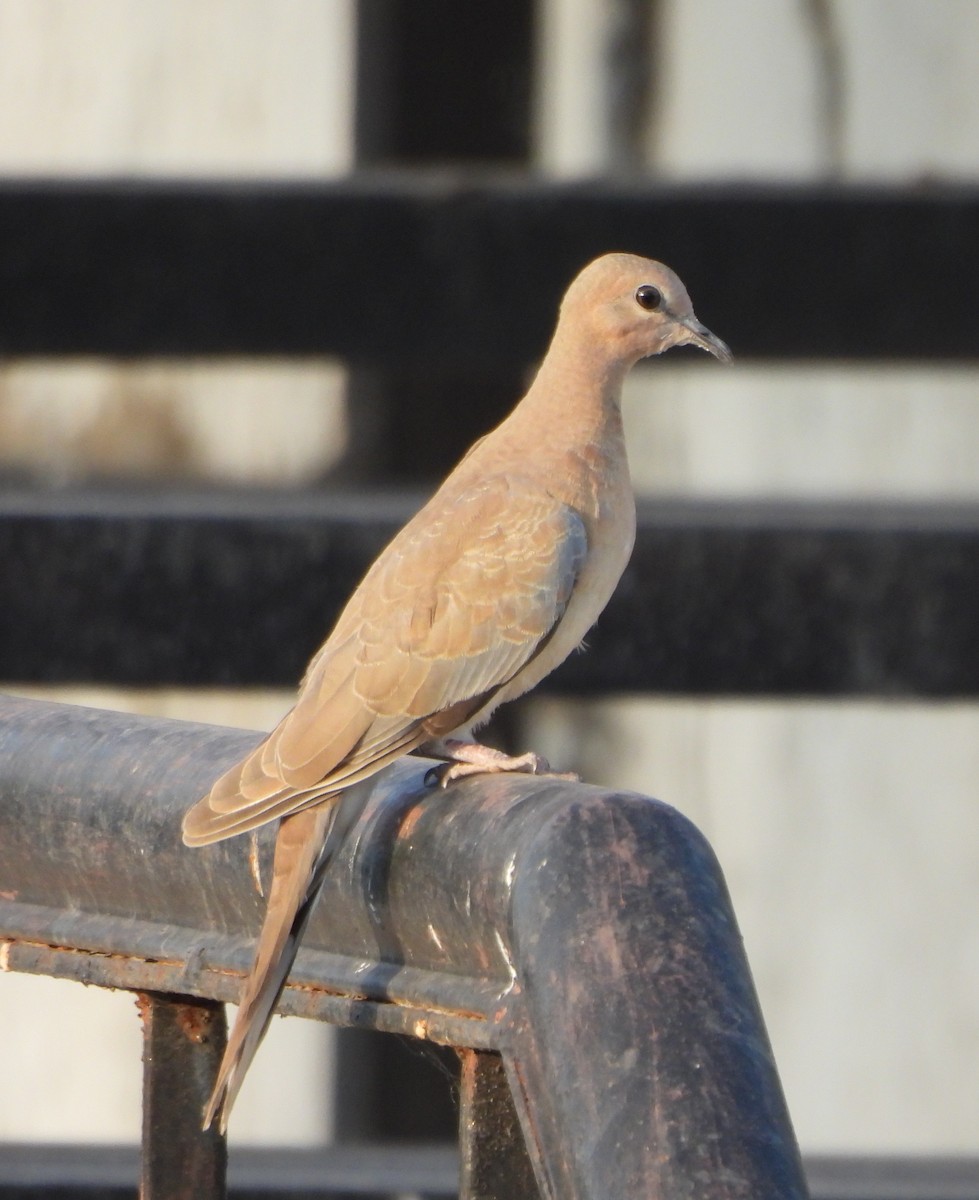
<box><xmin>0</xmin><ymin>0</ymin><xmax>353</xmax><ymax>177</ymax></box>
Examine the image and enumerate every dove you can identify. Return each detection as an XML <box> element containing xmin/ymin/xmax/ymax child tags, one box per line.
<box><xmin>182</xmin><ymin>252</ymin><xmax>731</xmax><ymax>1131</ymax></box>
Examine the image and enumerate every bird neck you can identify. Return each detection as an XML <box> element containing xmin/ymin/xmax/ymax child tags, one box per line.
<box><xmin>513</xmin><ymin>329</ymin><xmax>631</xmax><ymax>451</ymax></box>
<box><xmin>474</xmin><ymin>332</ymin><xmax>633</xmax><ymax>520</ymax></box>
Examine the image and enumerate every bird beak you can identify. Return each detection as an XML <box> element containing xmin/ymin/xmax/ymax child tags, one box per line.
<box><xmin>677</xmin><ymin>317</ymin><xmax>733</xmax><ymax>363</ymax></box>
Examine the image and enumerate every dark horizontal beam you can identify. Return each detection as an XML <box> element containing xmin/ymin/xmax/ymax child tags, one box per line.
<box><xmin>1</xmin><ymin>1147</ymin><xmax>976</xmax><ymax>1200</ymax></box>
<box><xmin>0</xmin><ymin>1142</ymin><xmax>462</xmax><ymax>1198</ymax></box>
<box><xmin>1</xmin><ymin>489</ymin><xmax>976</xmax><ymax>697</ymax></box>
<box><xmin>0</xmin><ymin>178</ymin><xmax>977</xmax><ymax>363</ymax></box>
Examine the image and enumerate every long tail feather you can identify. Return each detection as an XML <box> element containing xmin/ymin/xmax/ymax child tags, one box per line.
<box><xmin>203</xmin><ymin>803</ymin><xmax>337</xmax><ymax>1133</ymax></box>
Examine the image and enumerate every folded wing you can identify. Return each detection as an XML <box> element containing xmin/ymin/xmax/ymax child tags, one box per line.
<box><xmin>182</xmin><ymin>475</ymin><xmax>587</xmax><ymax>846</ymax></box>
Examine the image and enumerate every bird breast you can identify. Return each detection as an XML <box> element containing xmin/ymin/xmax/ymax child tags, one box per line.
<box><xmin>474</xmin><ymin>427</ymin><xmax>636</xmax><ymax>716</ymax></box>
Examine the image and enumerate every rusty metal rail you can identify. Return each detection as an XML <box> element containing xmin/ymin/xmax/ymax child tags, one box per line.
<box><xmin>0</xmin><ymin>693</ymin><xmax>808</xmax><ymax>1199</ymax></box>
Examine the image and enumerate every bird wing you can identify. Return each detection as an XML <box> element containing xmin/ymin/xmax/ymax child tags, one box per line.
<box><xmin>182</xmin><ymin>474</ymin><xmax>587</xmax><ymax>845</ymax></box>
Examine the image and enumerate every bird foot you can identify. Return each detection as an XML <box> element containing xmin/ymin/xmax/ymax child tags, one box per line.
<box><xmin>423</xmin><ymin>739</ymin><xmax>579</xmax><ymax>788</ymax></box>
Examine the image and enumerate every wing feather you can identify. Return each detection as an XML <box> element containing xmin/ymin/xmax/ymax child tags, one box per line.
<box><xmin>182</xmin><ymin>475</ymin><xmax>588</xmax><ymax>845</ymax></box>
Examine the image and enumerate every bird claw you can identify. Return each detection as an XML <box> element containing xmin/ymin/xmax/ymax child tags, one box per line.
<box><xmin>424</xmin><ymin>750</ymin><xmax>579</xmax><ymax>789</ymax></box>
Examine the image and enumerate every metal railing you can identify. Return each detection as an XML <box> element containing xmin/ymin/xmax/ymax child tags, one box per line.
<box><xmin>0</xmin><ymin>692</ymin><xmax>809</xmax><ymax>1199</ymax></box>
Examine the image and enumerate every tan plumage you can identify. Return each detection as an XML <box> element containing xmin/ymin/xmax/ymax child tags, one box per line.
<box><xmin>182</xmin><ymin>252</ymin><xmax>731</xmax><ymax>1130</ymax></box>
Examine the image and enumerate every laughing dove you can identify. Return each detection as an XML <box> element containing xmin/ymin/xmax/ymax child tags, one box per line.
<box><xmin>182</xmin><ymin>252</ymin><xmax>731</xmax><ymax>1130</ymax></box>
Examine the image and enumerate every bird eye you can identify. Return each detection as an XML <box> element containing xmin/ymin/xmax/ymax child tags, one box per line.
<box><xmin>635</xmin><ymin>284</ymin><xmax>663</xmax><ymax>311</ymax></box>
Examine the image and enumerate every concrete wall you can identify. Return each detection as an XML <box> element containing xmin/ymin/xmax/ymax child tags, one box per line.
<box><xmin>1</xmin><ymin>0</ymin><xmax>976</xmax><ymax>1155</ymax></box>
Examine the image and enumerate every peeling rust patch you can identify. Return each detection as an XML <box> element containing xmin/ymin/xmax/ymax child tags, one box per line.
<box><xmin>176</xmin><ymin>999</ymin><xmax>221</xmax><ymax>1044</ymax></box>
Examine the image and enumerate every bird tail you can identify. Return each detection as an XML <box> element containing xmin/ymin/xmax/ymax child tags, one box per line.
<box><xmin>203</xmin><ymin>802</ymin><xmax>339</xmax><ymax>1133</ymax></box>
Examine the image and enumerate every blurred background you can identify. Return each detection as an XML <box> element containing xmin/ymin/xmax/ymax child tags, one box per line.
<box><xmin>0</xmin><ymin>0</ymin><xmax>977</xmax><ymax>1164</ymax></box>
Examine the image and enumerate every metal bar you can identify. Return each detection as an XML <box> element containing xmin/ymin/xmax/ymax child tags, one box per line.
<box><xmin>1</xmin><ymin>1146</ymin><xmax>978</xmax><ymax>1200</ymax></box>
<box><xmin>0</xmin><ymin>697</ymin><xmax>505</xmax><ymax>1046</ymax></box>
<box><xmin>0</xmin><ymin>179</ymin><xmax>975</xmax><ymax>363</ymax></box>
<box><xmin>497</xmin><ymin>791</ymin><xmax>809</xmax><ymax>1200</ymax></box>
<box><xmin>458</xmin><ymin>1050</ymin><xmax>539</xmax><ymax>1200</ymax></box>
<box><xmin>345</xmin><ymin>5</ymin><xmax>538</xmax><ymax>482</ymax></box>
<box><xmin>138</xmin><ymin>993</ymin><xmax>227</xmax><ymax>1200</ymax></box>
<box><xmin>354</xmin><ymin>3</ymin><xmax>535</xmax><ymax>165</ymax></box>
<box><xmin>0</xmin><ymin>1141</ymin><xmax>463</xmax><ymax>1197</ymax></box>
<box><xmin>0</xmin><ymin>694</ymin><xmax>809</xmax><ymax>1200</ymax></box>
<box><xmin>1</xmin><ymin>490</ymin><xmax>976</xmax><ymax>696</ymax></box>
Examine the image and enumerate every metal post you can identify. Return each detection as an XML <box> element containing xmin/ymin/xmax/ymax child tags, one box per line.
<box><xmin>459</xmin><ymin>1050</ymin><xmax>539</xmax><ymax>1200</ymax></box>
<box><xmin>138</xmin><ymin>993</ymin><xmax>228</xmax><ymax>1200</ymax></box>
<box><xmin>348</xmin><ymin>1</ymin><xmax>537</xmax><ymax>483</ymax></box>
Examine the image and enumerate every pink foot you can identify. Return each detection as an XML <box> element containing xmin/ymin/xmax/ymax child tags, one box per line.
<box><xmin>423</xmin><ymin>738</ymin><xmax>579</xmax><ymax>788</ymax></box>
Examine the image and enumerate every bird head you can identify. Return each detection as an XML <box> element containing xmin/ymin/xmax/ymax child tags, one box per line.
<box><xmin>559</xmin><ymin>253</ymin><xmax>732</xmax><ymax>370</ymax></box>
